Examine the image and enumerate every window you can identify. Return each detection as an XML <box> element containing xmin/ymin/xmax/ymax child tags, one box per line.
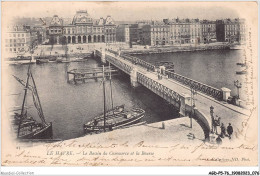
<box><xmin>13</xmin><ymin>34</ymin><xmax>16</xmax><ymax>37</ymax></box>
<box><xmin>22</xmin><ymin>34</ymin><xmax>24</xmax><ymax>37</ymax></box>
<box><xmin>18</xmin><ymin>34</ymin><xmax>20</xmax><ymax>37</ymax></box>
<box><xmin>10</xmin><ymin>39</ymin><xmax>12</xmax><ymax>43</ymax></box>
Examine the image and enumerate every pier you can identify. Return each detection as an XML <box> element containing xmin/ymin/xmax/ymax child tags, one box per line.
<box><xmin>94</xmin><ymin>48</ymin><xmax>250</xmax><ymax>141</ymax></box>
<box><xmin>67</xmin><ymin>67</ymin><xmax>118</xmax><ymax>84</ymax></box>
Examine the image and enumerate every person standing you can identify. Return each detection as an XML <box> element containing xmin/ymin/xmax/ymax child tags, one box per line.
<box><xmin>227</xmin><ymin>123</ymin><xmax>233</xmax><ymax>139</ymax></box>
<box><xmin>220</xmin><ymin>123</ymin><xmax>226</xmax><ymax>138</ymax></box>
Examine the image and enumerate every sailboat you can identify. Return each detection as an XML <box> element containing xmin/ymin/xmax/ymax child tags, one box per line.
<box><xmin>83</xmin><ymin>64</ymin><xmax>145</xmax><ymax>134</ymax></box>
<box><xmin>13</xmin><ymin>59</ymin><xmax>53</xmax><ymax>139</ymax></box>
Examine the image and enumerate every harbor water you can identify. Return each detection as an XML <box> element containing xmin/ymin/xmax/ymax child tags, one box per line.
<box><xmin>5</xmin><ymin>58</ymin><xmax>179</xmax><ymax>140</ymax></box>
<box><xmin>4</xmin><ymin>49</ymin><xmax>245</xmax><ymax>140</ymax></box>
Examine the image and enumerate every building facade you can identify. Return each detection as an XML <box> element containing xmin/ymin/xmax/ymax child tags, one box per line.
<box><xmin>116</xmin><ymin>24</ymin><xmax>130</xmax><ymax>43</ymax></box>
<box><xmin>201</xmin><ymin>20</ymin><xmax>216</xmax><ymax>43</ymax></box>
<box><xmin>216</xmin><ymin>18</ymin><xmax>246</xmax><ymax>43</ymax></box>
<box><xmin>4</xmin><ymin>25</ymin><xmax>38</xmax><ymax>54</ymax></box>
<box><xmin>141</xmin><ymin>21</ymin><xmax>170</xmax><ymax>46</ymax></box>
<box><xmin>189</xmin><ymin>19</ymin><xmax>201</xmax><ymax>44</ymax></box>
<box><xmin>47</xmin><ymin>10</ymin><xmax>116</xmax><ymax>45</ymax></box>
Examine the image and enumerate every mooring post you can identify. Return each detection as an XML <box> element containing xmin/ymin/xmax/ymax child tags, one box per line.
<box><xmin>67</xmin><ymin>72</ymin><xmax>70</xmax><ymax>83</ymax></box>
<box><xmin>73</xmin><ymin>74</ymin><xmax>77</xmax><ymax>84</ymax></box>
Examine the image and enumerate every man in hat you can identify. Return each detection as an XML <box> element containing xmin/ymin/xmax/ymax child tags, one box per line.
<box><xmin>227</xmin><ymin>123</ymin><xmax>233</xmax><ymax>139</ymax></box>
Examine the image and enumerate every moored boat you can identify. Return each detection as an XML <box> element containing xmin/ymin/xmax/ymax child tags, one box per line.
<box><xmin>83</xmin><ymin>64</ymin><xmax>145</xmax><ymax>135</ymax></box>
<box><xmin>5</xmin><ymin>56</ymin><xmax>36</xmax><ymax>65</ymax></box>
<box><xmin>12</xmin><ymin>59</ymin><xmax>53</xmax><ymax>140</ymax></box>
<box><xmin>236</xmin><ymin>62</ymin><xmax>246</xmax><ymax>67</ymax></box>
<box><xmin>83</xmin><ymin>105</ymin><xmax>145</xmax><ymax>133</ymax></box>
<box><xmin>36</xmin><ymin>59</ymin><xmax>49</xmax><ymax>64</ymax></box>
<box><xmin>236</xmin><ymin>70</ymin><xmax>247</xmax><ymax>75</ymax></box>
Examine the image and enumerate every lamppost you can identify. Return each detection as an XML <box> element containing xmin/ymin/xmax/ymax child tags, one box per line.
<box><xmin>190</xmin><ymin>85</ymin><xmax>197</xmax><ymax>128</ymax></box>
<box><xmin>234</xmin><ymin>80</ymin><xmax>242</xmax><ymax>99</ymax></box>
<box><xmin>210</xmin><ymin>106</ymin><xmax>214</xmax><ymax>133</ymax></box>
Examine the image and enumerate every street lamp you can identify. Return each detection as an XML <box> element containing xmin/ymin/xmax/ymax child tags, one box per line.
<box><xmin>190</xmin><ymin>85</ymin><xmax>197</xmax><ymax>128</ymax></box>
<box><xmin>210</xmin><ymin>106</ymin><xmax>214</xmax><ymax>133</ymax></box>
<box><xmin>234</xmin><ymin>80</ymin><xmax>242</xmax><ymax>99</ymax></box>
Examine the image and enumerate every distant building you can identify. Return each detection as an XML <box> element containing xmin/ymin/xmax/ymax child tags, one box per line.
<box><xmin>216</xmin><ymin>18</ymin><xmax>245</xmax><ymax>43</ymax></box>
<box><xmin>33</xmin><ymin>26</ymin><xmax>47</xmax><ymax>44</ymax></box>
<box><xmin>237</xmin><ymin>19</ymin><xmax>246</xmax><ymax>44</ymax></box>
<box><xmin>189</xmin><ymin>19</ymin><xmax>201</xmax><ymax>44</ymax></box>
<box><xmin>47</xmin><ymin>15</ymin><xmax>63</xmax><ymax>44</ymax></box>
<box><xmin>164</xmin><ymin>18</ymin><xmax>181</xmax><ymax>45</ymax></box>
<box><xmin>4</xmin><ymin>25</ymin><xmax>38</xmax><ymax>54</ymax></box>
<box><xmin>178</xmin><ymin>19</ymin><xmax>191</xmax><ymax>44</ymax></box>
<box><xmin>46</xmin><ymin>10</ymin><xmax>116</xmax><ymax>45</ymax></box>
<box><xmin>201</xmin><ymin>20</ymin><xmax>216</xmax><ymax>43</ymax></box>
<box><xmin>116</xmin><ymin>24</ymin><xmax>130</xmax><ymax>43</ymax></box>
<box><xmin>141</xmin><ymin>21</ymin><xmax>170</xmax><ymax>46</ymax></box>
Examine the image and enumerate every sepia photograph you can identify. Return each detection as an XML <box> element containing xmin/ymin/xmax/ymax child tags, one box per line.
<box><xmin>1</xmin><ymin>1</ymin><xmax>259</xmax><ymax>175</ymax></box>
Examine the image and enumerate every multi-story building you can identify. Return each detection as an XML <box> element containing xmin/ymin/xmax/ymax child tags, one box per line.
<box><xmin>4</xmin><ymin>25</ymin><xmax>38</xmax><ymax>54</ymax></box>
<box><xmin>47</xmin><ymin>15</ymin><xmax>64</xmax><ymax>45</ymax></box>
<box><xmin>178</xmin><ymin>19</ymin><xmax>191</xmax><ymax>44</ymax></box>
<box><xmin>216</xmin><ymin>18</ymin><xmax>245</xmax><ymax>43</ymax></box>
<box><xmin>33</xmin><ymin>26</ymin><xmax>47</xmax><ymax>44</ymax></box>
<box><xmin>116</xmin><ymin>24</ymin><xmax>130</xmax><ymax>43</ymax></box>
<box><xmin>237</xmin><ymin>19</ymin><xmax>246</xmax><ymax>44</ymax></box>
<box><xmin>164</xmin><ymin>18</ymin><xmax>181</xmax><ymax>45</ymax></box>
<box><xmin>201</xmin><ymin>20</ymin><xmax>216</xmax><ymax>43</ymax></box>
<box><xmin>47</xmin><ymin>10</ymin><xmax>116</xmax><ymax>45</ymax></box>
<box><xmin>141</xmin><ymin>21</ymin><xmax>170</xmax><ymax>46</ymax></box>
<box><xmin>129</xmin><ymin>23</ymin><xmax>144</xmax><ymax>45</ymax></box>
<box><xmin>189</xmin><ymin>19</ymin><xmax>201</xmax><ymax>44</ymax></box>
<box><xmin>165</xmin><ymin>18</ymin><xmax>196</xmax><ymax>45</ymax></box>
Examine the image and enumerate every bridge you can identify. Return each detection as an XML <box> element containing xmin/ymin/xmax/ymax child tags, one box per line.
<box><xmin>94</xmin><ymin>48</ymin><xmax>250</xmax><ymax>141</ymax></box>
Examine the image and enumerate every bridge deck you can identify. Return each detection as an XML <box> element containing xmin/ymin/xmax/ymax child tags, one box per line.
<box><xmin>105</xmin><ymin>51</ymin><xmax>252</xmax><ymax>140</ymax></box>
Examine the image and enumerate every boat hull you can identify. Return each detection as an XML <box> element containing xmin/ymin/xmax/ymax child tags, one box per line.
<box><xmin>83</xmin><ymin>107</ymin><xmax>145</xmax><ymax>134</ymax></box>
<box><xmin>18</xmin><ymin>122</ymin><xmax>53</xmax><ymax>139</ymax></box>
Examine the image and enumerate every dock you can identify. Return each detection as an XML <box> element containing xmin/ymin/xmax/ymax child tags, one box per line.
<box><xmin>67</xmin><ymin>66</ymin><xmax>119</xmax><ymax>84</ymax></box>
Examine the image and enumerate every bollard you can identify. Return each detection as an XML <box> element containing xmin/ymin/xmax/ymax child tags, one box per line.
<box><xmin>161</xmin><ymin>122</ymin><xmax>165</xmax><ymax>129</ymax></box>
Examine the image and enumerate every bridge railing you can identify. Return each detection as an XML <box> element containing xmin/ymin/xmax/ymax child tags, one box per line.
<box><xmin>121</xmin><ymin>54</ymin><xmax>156</xmax><ymax>72</ymax></box>
<box><xmin>165</xmin><ymin>70</ymin><xmax>223</xmax><ymax>100</ymax></box>
<box><xmin>106</xmin><ymin>49</ymin><xmax>118</xmax><ymax>56</ymax></box>
<box><xmin>137</xmin><ymin>72</ymin><xmax>180</xmax><ymax>103</ymax></box>
<box><xmin>105</xmin><ymin>54</ymin><xmax>133</xmax><ymax>74</ymax></box>
<box><xmin>96</xmin><ymin>50</ymin><xmax>102</xmax><ymax>57</ymax></box>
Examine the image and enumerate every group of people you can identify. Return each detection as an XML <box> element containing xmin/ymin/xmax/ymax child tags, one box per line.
<box><xmin>216</xmin><ymin>123</ymin><xmax>233</xmax><ymax>145</ymax></box>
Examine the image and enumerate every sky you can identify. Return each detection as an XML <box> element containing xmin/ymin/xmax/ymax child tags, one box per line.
<box><xmin>2</xmin><ymin>1</ymin><xmax>257</xmax><ymax>22</ymax></box>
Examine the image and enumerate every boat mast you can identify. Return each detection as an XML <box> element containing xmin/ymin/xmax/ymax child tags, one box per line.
<box><xmin>30</xmin><ymin>70</ymin><xmax>47</xmax><ymax>126</ymax></box>
<box><xmin>102</xmin><ymin>65</ymin><xmax>106</xmax><ymax>132</ymax></box>
<box><xmin>17</xmin><ymin>58</ymin><xmax>32</xmax><ymax>137</ymax></box>
<box><xmin>109</xmin><ymin>63</ymin><xmax>114</xmax><ymax>114</ymax></box>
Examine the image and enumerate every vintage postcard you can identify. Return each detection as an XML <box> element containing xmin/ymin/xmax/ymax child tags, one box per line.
<box><xmin>1</xmin><ymin>1</ymin><xmax>258</xmax><ymax>171</ymax></box>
